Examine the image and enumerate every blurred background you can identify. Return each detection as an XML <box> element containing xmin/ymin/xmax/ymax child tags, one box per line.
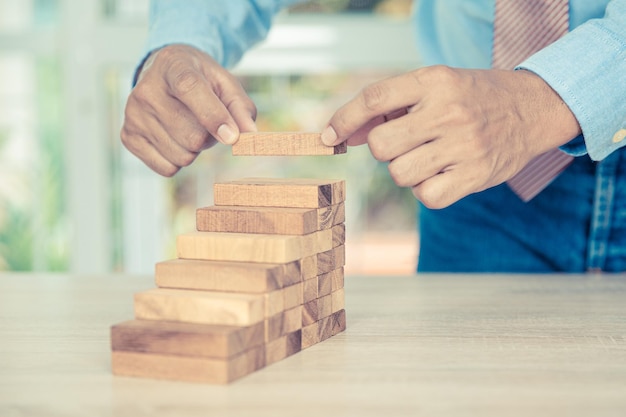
<box><xmin>0</xmin><ymin>0</ymin><xmax>421</xmax><ymax>276</ymax></box>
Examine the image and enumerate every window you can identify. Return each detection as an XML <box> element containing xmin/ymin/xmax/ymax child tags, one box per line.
<box><xmin>1</xmin><ymin>0</ymin><xmax>420</xmax><ymax>275</ymax></box>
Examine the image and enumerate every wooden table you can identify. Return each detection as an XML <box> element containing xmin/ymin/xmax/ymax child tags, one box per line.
<box><xmin>1</xmin><ymin>273</ymin><xmax>625</xmax><ymax>416</ymax></box>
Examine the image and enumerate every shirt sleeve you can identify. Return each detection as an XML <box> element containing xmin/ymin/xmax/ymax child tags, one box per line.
<box><xmin>134</xmin><ymin>0</ymin><xmax>301</xmax><ymax>84</ymax></box>
<box><xmin>517</xmin><ymin>0</ymin><xmax>626</xmax><ymax>161</ymax></box>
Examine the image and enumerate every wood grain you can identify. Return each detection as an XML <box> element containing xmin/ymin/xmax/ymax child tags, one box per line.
<box><xmin>111</xmin><ymin>345</ymin><xmax>265</xmax><ymax>384</ymax></box>
<box><xmin>331</xmin><ymin>289</ymin><xmax>345</xmax><ymax>314</ymax></box>
<box><xmin>155</xmin><ymin>258</ymin><xmax>300</xmax><ymax>292</ymax></box>
<box><xmin>232</xmin><ymin>132</ymin><xmax>347</xmax><ymax>156</ymax></box>
<box><xmin>196</xmin><ymin>203</ymin><xmax>345</xmax><ymax>235</ymax></box>
<box><xmin>317</xmin><ymin>245</ymin><xmax>346</xmax><ymax>275</ymax></box>
<box><xmin>110</xmin><ymin>319</ymin><xmax>264</xmax><ymax>359</ymax></box>
<box><xmin>134</xmin><ymin>288</ymin><xmax>265</xmax><ymax>326</ymax></box>
<box><xmin>283</xmin><ymin>282</ymin><xmax>304</xmax><ymax>310</ymax></box>
<box><xmin>317</xmin><ymin>294</ymin><xmax>333</xmax><ymax>319</ymax></box>
<box><xmin>301</xmin><ymin>322</ymin><xmax>319</xmax><ymax>349</ymax></box>
<box><xmin>283</xmin><ymin>305</ymin><xmax>303</xmax><ymax>334</ymax></box>
<box><xmin>331</xmin><ymin>223</ymin><xmax>345</xmax><ymax>248</ymax></box>
<box><xmin>318</xmin><ymin>315</ymin><xmax>333</xmax><ymax>343</ymax></box>
<box><xmin>317</xmin><ymin>271</ymin><xmax>332</xmax><ymax>297</ymax></box>
<box><xmin>214</xmin><ymin>178</ymin><xmax>345</xmax><ymax>208</ymax></box>
<box><xmin>300</xmin><ymin>254</ymin><xmax>318</xmax><ymax>280</ymax></box>
<box><xmin>330</xmin><ymin>267</ymin><xmax>345</xmax><ymax>291</ymax></box>
<box><xmin>176</xmin><ymin>228</ymin><xmax>333</xmax><ymax>264</ymax></box>
<box><xmin>330</xmin><ymin>309</ymin><xmax>346</xmax><ymax>337</ymax></box>
<box><xmin>303</xmin><ymin>277</ymin><xmax>318</xmax><ymax>303</ymax></box>
<box><xmin>264</xmin><ymin>305</ymin><xmax>302</xmax><ymax>342</ymax></box>
<box><xmin>196</xmin><ymin>205</ymin><xmax>317</xmax><ymax>235</ymax></box>
<box><xmin>264</xmin><ymin>289</ymin><xmax>284</xmax><ymax>318</ymax></box>
<box><xmin>302</xmin><ymin>299</ymin><xmax>318</xmax><ymax>326</ymax></box>
<box><xmin>265</xmin><ymin>330</ymin><xmax>302</xmax><ymax>366</ymax></box>
<box><xmin>264</xmin><ymin>311</ymin><xmax>285</xmax><ymax>343</ymax></box>
<box><xmin>317</xmin><ymin>202</ymin><xmax>345</xmax><ymax>230</ymax></box>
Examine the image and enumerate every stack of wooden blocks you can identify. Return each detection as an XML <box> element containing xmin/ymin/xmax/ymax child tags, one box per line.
<box><xmin>110</xmin><ymin>175</ymin><xmax>347</xmax><ymax>384</ymax></box>
<box><xmin>110</xmin><ymin>132</ymin><xmax>347</xmax><ymax>383</ymax></box>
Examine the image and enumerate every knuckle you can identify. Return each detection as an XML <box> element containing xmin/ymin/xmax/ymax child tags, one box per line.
<box><xmin>361</xmin><ymin>82</ymin><xmax>389</xmax><ymax>112</ymax></box>
<box><xmin>427</xmin><ymin>65</ymin><xmax>458</xmax><ymax>84</ymax></box>
<box><xmin>183</xmin><ymin>130</ymin><xmax>209</xmax><ymax>152</ymax></box>
<box><xmin>175</xmin><ymin>152</ymin><xmax>197</xmax><ymax>168</ymax></box>
<box><xmin>413</xmin><ymin>183</ymin><xmax>451</xmax><ymax>209</ymax></box>
<box><xmin>170</xmin><ymin>66</ymin><xmax>201</xmax><ymax>96</ymax></box>
<box><xmin>160</xmin><ymin>164</ymin><xmax>179</xmax><ymax>178</ymax></box>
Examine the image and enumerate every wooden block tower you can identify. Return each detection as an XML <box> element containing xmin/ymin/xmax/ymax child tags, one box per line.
<box><xmin>110</xmin><ymin>134</ymin><xmax>347</xmax><ymax>384</ymax></box>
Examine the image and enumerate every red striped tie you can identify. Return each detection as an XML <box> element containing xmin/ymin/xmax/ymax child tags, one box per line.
<box><xmin>493</xmin><ymin>0</ymin><xmax>574</xmax><ymax>202</ymax></box>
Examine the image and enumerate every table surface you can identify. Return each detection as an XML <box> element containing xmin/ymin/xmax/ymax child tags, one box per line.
<box><xmin>1</xmin><ymin>273</ymin><xmax>625</xmax><ymax>417</ymax></box>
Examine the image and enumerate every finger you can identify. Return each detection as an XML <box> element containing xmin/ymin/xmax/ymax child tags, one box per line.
<box><xmin>214</xmin><ymin>72</ymin><xmax>258</xmax><ymax>134</ymax></box>
<box><xmin>121</xmin><ymin>132</ymin><xmax>179</xmax><ymax>177</ymax></box>
<box><xmin>322</xmin><ymin>72</ymin><xmax>421</xmax><ymax>145</ymax></box>
<box><xmin>368</xmin><ymin>112</ymin><xmax>436</xmax><ymax>162</ymax></box>
<box><xmin>228</xmin><ymin>99</ymin><xmax>258</xmax><ymax>134</ymax></box>
<box><xmin>144</xmin><ymin>113</ymin><xmax>200</xmax><ymax>167</ymax></box>
<box><xmin>156</xmin><ymin>96</ymin><xmax>218</xmax><ymax>153</ymax></box>
<box><xmin>386</xmin><ymin>141</ymin><xmax>451</xmax><ymax>187</ymax></box>
<box><xmin>412</xmin><ymin>169</ymin><xmax>478</xmax><ymax>209</ymax></box>
<box><xmin>165</xmin><ymin>66</ymin><xmax>239</xmax><ymax>145</ymax></box>
<box><xmin>346</xmin><ymin>115</ymin><xmax>385</xmax><ymax>146</ymax></box>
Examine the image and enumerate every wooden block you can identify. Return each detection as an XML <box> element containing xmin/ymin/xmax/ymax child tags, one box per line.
<box><xmin>331</xmin><ymin>288</ymin><xmax>345</xmax><ymax>314</ymax></box>
<box><xmin>232</xmin><ymin>132</ymin><xmax>347</xmax><ymax>156</ymax></box>
<box><xmin>300</xmin><ymin>254</ymin><xmax>318</xmax><ymax>280</ymax></box>
<box><xmin>283</xmin><ymin>305</ymin><xmax>303</xmax><ymax>334</ymax></box>
<box><xmin>283</xmin><ymin>282</ymin><xmax>303</xmax><ymax>310</ymax></box>
<box><xmin>318</xmin><ymin>315</ymin><xmax>334</xmax><ymax>343</ymax></box>
<box><xmin>301</xmin><ymin>322</ymin><xmax>319</xmax><ymax>349</ymax></box>
<box><xmin>214</xmin><ymin>178</ymin><xmax>345</xmax><ymax>208</ymax></box>
<box><xmin>330</xmin><ymin>267</ymin><xmax>344</xmax><ymax>291</ymax></box>
<box><xmin>265</xmin><ymin>305</ymin><xmax>302</xmax><ymax>342</ymax></box>
<box><xmin>286</xmin><ymin>330</ymin><xmax>302</xmax><ymax>357</ymax></box>
<box><xmin>177</xmin><ymin>229</ymin><xmax>333</xmax><ymax>264</ymax></box>
<box><xmin>264</xmin><ymin>289</ymin><xmax>284</xmax><ymax>318</ymax></box>
<box><xmin>318</xmin><ymin>202</ymin><xmax>345</xmax><ymax>230</ymax></box>
<box><xmin>264</xmin><ymin>311</ymin><xmax>284</xmax><ymax>343</ymax></box>
<box><xmin>317</xmin><ymin>293</ymin><xmax>333</xmax><ymax>319</ymax></box>
<box><xmin>331</xmin><ymin>223</ymin><xmax>346</xmax><ymax>248</ymax></box>
<box><xmin>134</xmin><ymin>288</ymin><xmax>265</xmax><ymax>326</ymax></box>
<box><xmin>196</xmin><ymin>203</ymin><xmax>345</xmax><ymax>236</ymax></box>
<box><xmin>317</xmin><ymin>245</ymin><xmax>346</xmax><ymax>275</ymax></box>
<box><xmin>110</xmin><ymin>320</ymin><xmax>264</xmax><ymax>359</ymax></box>
<box><xmin>303</xmin><ymin>277</ymin><xmax>318</xmax><ymax>303</ymax></box>
<box><xmin>155</xmin><ymin>258</ymin><xmax>300</xmax><ymax>292</ymax></box>
<box><xmin>302</xmin><ymin>299</ymin><xmax>318</xmax><ymax>326</ymax></box>
<box><xmin>196</xmin><ymin>205</ymin><xmax>317</xmax><ymax>235</ymax></box>
<box><xmin>331</xmin><ymin>309</ymin><xmax>347</xmax><ymax>336</ymax></box>
<box><xmin>111</xmin><ymin>345</ymin><xmax>265</xmax><ymax>384</ymax></box>
<box><xmin>265</xmin><ymin>330</ymin><xmax>302</xmax><ymax>366</ymax></box>
<box><xmin>265</xmin><ymin>334</ymin><xmax>288</xmax><ymax>366</ymax></box>
<box><xmin>317</xmin><ymin>271</ymin><xmax>333</xmax><ymax>297</ymax></box>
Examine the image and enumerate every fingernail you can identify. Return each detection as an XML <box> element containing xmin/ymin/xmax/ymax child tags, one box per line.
<box><xmin>321</xmin><ymin>125</ymin><xmax>337</xmax><ymax>146</ymax></box>
<box><xmin>217</xmin><ymin>124</ymin><xmax>237</xmax><ymax>145</ymax></box>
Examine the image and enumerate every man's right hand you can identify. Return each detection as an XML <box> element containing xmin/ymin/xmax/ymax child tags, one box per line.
<box><xmin>120</xmin><ymin>44</ymin><xmax>257</xmax><ymax>176</ymax></box>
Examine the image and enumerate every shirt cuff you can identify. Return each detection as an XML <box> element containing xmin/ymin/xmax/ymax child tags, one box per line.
<box><xmin>517</xmin><ymin>12</ymin><xmax>626</xmax><ymax>161</ymax></box>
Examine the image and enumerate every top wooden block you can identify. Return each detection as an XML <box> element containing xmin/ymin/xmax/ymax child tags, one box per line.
<box><xmin>232</xmin><ymin>132</ymin><xmax>347</xmax><ymax>156</ymax></box>
<box><xmin>214</xmin><ymin>178</ymin><xmax>345</xmax><ymax>208</ymax></box>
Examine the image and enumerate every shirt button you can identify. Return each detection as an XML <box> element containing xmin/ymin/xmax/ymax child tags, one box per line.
<box><xmin>612</xmin><ymin>128</ymin><xmax>626</xmax><ymax>143</ymax></box>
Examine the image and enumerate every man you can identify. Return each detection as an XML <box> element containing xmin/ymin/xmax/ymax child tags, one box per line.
<box><xmin>121</xmin><ymin>0</ymin><xmax>626</xmax><ymax>272</ymax></box>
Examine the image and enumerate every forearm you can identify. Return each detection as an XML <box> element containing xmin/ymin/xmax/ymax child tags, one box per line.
<box><xmin>135</xmin><ymin>0</ymin><xmax>301</xmax><ymax>83</ymax></box>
